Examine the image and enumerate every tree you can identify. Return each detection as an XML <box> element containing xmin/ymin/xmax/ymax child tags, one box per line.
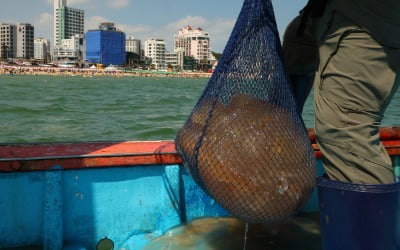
<box><xmin>212</xmin><ymin>51</ymin><xmax>222</xmax><ymax>61</ymax></box>
<box><xmin>183</xmin><ymin>56</ymin><xmax>197</xmax><ymax>71</ymax></box>
<box><xmin>167</xmin><ymin>63</ymin><xmax>174</xmax><ymax>71</ymax></box>
<box><xmin>126</xmin><ymin>52</ymin><xmax>140</xmax><ymax>68</ymax></box>
<box><xmin>198</xmin><ymin>58</ymin><xmax>211</xmax><ymax>72</ymax></box>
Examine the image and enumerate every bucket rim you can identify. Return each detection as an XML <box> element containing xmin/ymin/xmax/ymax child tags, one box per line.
<box><xmin>317</xmin><ymin>176</ymin><xmax>400</xmax><ymax>193</ymax></box>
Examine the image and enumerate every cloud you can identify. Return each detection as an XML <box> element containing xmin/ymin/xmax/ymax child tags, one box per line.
<box><xmin>68</xmin><ymin>0</ymin><xmax>92</xmax><ymax>4</ymax></box>
<box><xmin>41</xmin><ymin>1</ymin><xmax>233</xmax><ymax>52</ymax></box>
<box><xmin>86</xmin><ymin>15</ymin><xmax>153</xmax><ymax>38</ymax></box>
<box><xmin>33</xmin><ymin>13</ymin><xmax>54</xmax><ymax>42</ymax></box>
<box><xmin>117</xmin><ymin>24</ymin><xmax>153</xmax><ymax>37</ymax></box>
<box><xmin>106</xmin><ymin>0</ymin><xmax>129</xmax><ymax>9</ymax></box>
<box><xmin>115</xmin><ymin>15</ymin><xmax>235</xmax><ymax>53</ymax></box>
<box><xmin>156</xmin><ymin>16</ymin><xmax>236</xmax><ymax>52</ymax></box>
<box><xmin>35</xmin><ymin>12</ymin><xmax>53</xmax><ymax>26</ymax></box>
<box><xmin>163</xmin><ymin>16</ymin><xmax>208</xmax><ymax>31</ymax></box>
<box><xmin>204</xmin><ymin>18</ymin><xmax>236</xmax><ymax>52</ymax></box>
<box><xmin>46</xmin><ymin>0</ymin><xmax>91</xmax><ymax>5</ymax></box>
<box><xmin>86</xmin><ymin>16</ymin><xmax>110</xmax><ymax>30</ymax></box>
<box><xmin>81</xmin><ymin>14</ymin><xmax>235</xmax><ymax>53</ymax></box>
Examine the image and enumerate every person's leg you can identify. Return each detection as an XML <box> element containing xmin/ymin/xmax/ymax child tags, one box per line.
<box><xmin>314</xmin><ymin>11</ymin><xmax>400</xmax><ymax>184</ymax></box>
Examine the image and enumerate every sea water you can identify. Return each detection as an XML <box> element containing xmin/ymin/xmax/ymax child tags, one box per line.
<box><xmin>0</xmin><ymin>75</ymin><xmax>399</xmax><ymax>143</ymax></box>
<box><xmin>0</xmin><ymin>75</ymin><xmax>205</xmax><ymax>143</ymax></box>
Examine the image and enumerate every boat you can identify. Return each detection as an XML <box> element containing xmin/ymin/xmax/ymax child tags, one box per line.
<box><xmin>0</xmin><ymin>127</ymin><xmax>399</xmax><ymax>249</ymax></box>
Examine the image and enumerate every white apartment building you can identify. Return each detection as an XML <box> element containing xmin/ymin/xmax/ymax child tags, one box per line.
<box><xmin>0</xmin><ymin>23</ymin><xmax>16</xmax><ymax>59</ymax></box>
<box><xmin>16</xmin><ymin>23</ymin><xmax>34</xmax><ymax>59</ymax></box>
<box><xmin>126</xmin><ymin>36</ymin><xmax>141</xmax><ymax>55</ymax></box>
<box><xmin>54</xmin><ymin>0</ymin><xmax>84</xmax><ymax>47</ymax></box>
<box><xmin>174</xmin><ymin>26</ymin><xmax>211</xmax><ymax>62</ymax></box>
<box><xmin>144</xmin><ymin>38</ymin><xmax>166</xmax><ymax>70</ymax></box>
<box><xmin>53</xmin><ymin>34</ymin><xmax>85</xmax><ymax>64</ymax></box>
<box><xmin>34</xmin><ymin>38</ymin><xmax>51</xmax><ymax>62</ymax></box>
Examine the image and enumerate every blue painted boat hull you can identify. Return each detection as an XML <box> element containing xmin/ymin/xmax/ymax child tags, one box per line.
<box><xmin>0</xmin><ymin>163</ymin><xmax>329</xmax><ymax>249</ymax></box>
<box><xmin>0</xmin><ymin>137</ymin><xmax>399</xmax><ymax>249</ymax></box>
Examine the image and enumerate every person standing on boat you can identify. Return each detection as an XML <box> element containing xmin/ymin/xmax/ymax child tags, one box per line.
<box><xmin>283</xmin><ymin>0</ymin><xmax>400</xmax><ymax>184</ymax></box>
<box><xmin>283</xmin><ymin>1</ymin><xmax>400</xmax><ymax>249</ymax></box>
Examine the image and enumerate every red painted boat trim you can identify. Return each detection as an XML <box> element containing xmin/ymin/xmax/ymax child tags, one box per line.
<box><xmin>0</xmin><ymin>141</ymin><xmax>181</xmax><ymax>172</ymax></box>
<box><xmin>307</xmin><ymin>127</ymin><xmax>400</xmax><ymax>143</ymax></box>
<box><xmin>0</xmin><ymin>127</ymin><xmax>399</xmax><ymax>172</ymax></box>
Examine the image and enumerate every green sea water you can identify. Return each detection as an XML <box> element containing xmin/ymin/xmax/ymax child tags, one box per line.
<box><xmin>0</xmin><ymin>75</ymin><xmax>399</xmax><ymax>143</ymax></box>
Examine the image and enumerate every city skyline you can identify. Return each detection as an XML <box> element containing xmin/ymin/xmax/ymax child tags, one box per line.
<box><xmin>0</xmin><ymin>0</ymin><xmax>307</xmax><ymax>53</ymax></box>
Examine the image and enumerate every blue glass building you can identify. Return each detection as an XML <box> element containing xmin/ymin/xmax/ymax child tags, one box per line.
<box><xmin>86</xmin><ymin>23</ymin><xmax>126</xmax><ymax>66</ymax></box>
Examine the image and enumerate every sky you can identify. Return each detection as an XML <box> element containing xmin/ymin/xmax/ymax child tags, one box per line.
<box><xmin>0</xmin><ymin>0</ymin><xmax>308</xmax><ymax>53</ymax></box>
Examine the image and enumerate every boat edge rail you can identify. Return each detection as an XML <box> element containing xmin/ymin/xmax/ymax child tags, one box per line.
<box><xmin>1</xmin><ymin>127</ymin><xmax>400</xmax><ymax>172</ymax></box>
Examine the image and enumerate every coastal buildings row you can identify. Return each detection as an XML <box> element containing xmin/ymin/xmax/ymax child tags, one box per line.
<box><xmin>0</xmin><ymin>0</ymin><xmax>218</xmax><ymax>71</ymax></box>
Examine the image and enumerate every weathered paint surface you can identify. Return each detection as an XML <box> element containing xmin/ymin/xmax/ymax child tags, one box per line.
<box><xmin>2</xmin><ymin>158</ymin><xmax>398</xmax><ymax>249</ymax></box>
<box><xmin>43</xmin><ymin>169</ymin><xmax>63</xmax><ymax>250</ymax></box>
<box><xmin>0</xmin><ymin>127</ymin><xmax>399</xmax><ymax>249</ymax></box>
<box><xmin>0</xmin><ymin>165</ymin><xmax>223</xmax><ymax>249</ymax></box>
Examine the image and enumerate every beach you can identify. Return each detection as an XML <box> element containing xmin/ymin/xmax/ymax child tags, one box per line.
<box><xmin>0</xmin><ymin>64</ymin><xmax>212</xmax><ymax>78</ymax></box>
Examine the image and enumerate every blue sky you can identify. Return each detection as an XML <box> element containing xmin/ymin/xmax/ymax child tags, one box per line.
<box><xmin>0</xmin><ymin>0</ymin><xmax>307</xmax><ymax>52</ymax></box>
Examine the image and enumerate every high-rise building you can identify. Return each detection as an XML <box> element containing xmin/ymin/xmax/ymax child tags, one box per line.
<box><xmin>86</xmin><ymin>22</ymin><xmax>126</xmax><ymax>66</ymax></box>
<box><xmin>0</xmin><ymin>22</ymin><xmax>34</xmax><ymax>60</ymax></box>
<box><xmin>126</xmin><ymin>36</ymin><xmax>141</xmax><ymax>55</ymax></box>
<box><xmin>174</xmin><ymin>26</ymin><xmax>211</xmax><ymax>62</ymax></box>
<box><xmin>54</xmin><ymin>0</ymin><xmax>84</xmax><ymax>47</ymax></box>
<box><xmin>144</xmin><ymin>38</ymin><xmax>166</xmax><ymax>70</ymax></box>
<box><xmin>16</xmin><ymin>23</ymin><xmax>34</xmax><ymax>59</ymax></box>
<box><xmin>34</xmin><ymin>38</ymin><xmax>51</xmax><ymax>62</ymax></box>
<box><xmin>54</xmin><ymin>0</ymin><xmax>66</xmax><ymax>10</ymax></box>
<box><xmin>0</xmin><ymin>23</ymin><xmax>16</xmax><ymax>59</ymax></box>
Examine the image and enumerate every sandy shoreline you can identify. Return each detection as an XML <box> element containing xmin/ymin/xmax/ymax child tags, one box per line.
<box><xmin>0</xmin><ymin>65</ymin><xmax>212</xmax><ymax>78</ymax></box>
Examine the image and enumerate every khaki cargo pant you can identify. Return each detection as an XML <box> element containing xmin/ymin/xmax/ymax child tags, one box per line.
<box><xmin>284</xmin><ymin>9</ymin><xmax>400</xmax><ymax>184</ymax></box>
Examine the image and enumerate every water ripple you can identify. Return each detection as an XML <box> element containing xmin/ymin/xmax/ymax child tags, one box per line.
<box><xmin>0</xmin><ymin>75</ymin><xmax>398</xmax><ymax>143</ymax></box>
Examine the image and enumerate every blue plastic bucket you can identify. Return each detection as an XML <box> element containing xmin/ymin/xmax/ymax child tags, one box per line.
<box><xmin>317</xmin><ymin>176</ymin><xmax>400</xmax><ymax>250</ymax></box>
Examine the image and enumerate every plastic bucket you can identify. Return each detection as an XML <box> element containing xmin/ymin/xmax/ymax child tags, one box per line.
<box><xmin>317</xmin><ymin>176</ymin><xmax>400</xmax><ymax>250</ymax></box>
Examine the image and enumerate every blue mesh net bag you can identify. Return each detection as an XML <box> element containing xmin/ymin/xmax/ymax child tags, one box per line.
<box><xmin>175</xmin><ymin>0</ymin><xmax>316</xmax><ymax>223</ymax></box>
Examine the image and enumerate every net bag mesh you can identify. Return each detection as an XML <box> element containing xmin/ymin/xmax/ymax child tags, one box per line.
<box><xmin>175</xmin><ymin>0</ymin><xmax>316</xmax><ymax>223</ymax></box>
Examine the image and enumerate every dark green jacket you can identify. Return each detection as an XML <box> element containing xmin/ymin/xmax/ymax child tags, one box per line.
<box><xmin>331</xmin><ymin>0</ymin><xmax>400</xmax><ymax>48</ymax></box>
